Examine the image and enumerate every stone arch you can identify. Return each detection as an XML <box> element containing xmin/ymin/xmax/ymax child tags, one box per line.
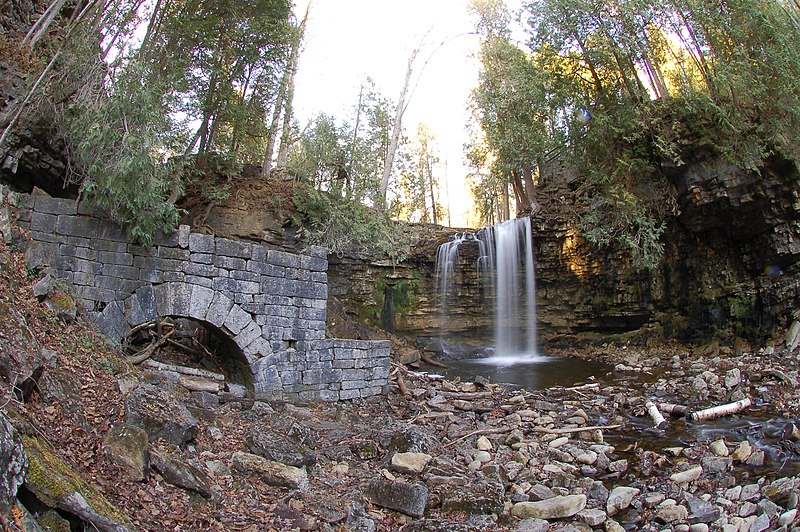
<box><xmin>112</xmin><ymin>282</ymin><xmax>272</xmax><ymax>368</ymax></box>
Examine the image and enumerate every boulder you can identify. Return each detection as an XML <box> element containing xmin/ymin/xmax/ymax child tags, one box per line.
<box><xmin>438</xmin><ymin>476</ymin><xmax>505</xmax><ymax>515</ymax></box>
<box><xmin>0</xmin><ymin>299</ymin><xmax>43</xmax><ymax>401</ymax></box>
<box><xmin>150</xmin><ymin>446</ymin><xmax>216</xmax><ymax>499</ymax></box>
<box><xmin>244</xmin><ymin>426</ymin><xmax>317</xmax><ymax>468</ymax></box>
<box><xmin>0</xmin><ymin>413</ymin><xmax>26</xmax><ymax>516</ymax></box>
<box><xmin>231</xmin><ymin>451</ymin><xmax>308</xmax><ymax>490</ymax></box>
<box><xmin>511</xmin><ymin>494</ymin><xmax>587</xmax><ymax>519</ymax></box>
<box><xmin>125</xmin><ymin>384</ymin><xmax>197</xmax><ymax>446</ymax></box>
<box><xmin>102</xmin><ymin>424</ymin><xmax>149</xmax><ymax>482</ymax></box>
<box><xmin>363</xmin><ymin>478</ymin><xmax>428</xmax><ymax>518</ymax></box>
<box><xmin>22</xmin><ymin>434</ymin><xmax>133</xmax><ymax>531</ymax></box>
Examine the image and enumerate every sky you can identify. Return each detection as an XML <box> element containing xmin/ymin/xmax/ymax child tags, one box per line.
<box><xmin>291</xmin><ymin>0</ymin><xmax>502</xmax><ymax>228</ymax></box>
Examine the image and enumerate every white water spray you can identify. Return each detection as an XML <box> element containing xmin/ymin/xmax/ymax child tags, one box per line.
<box><xmin>436</xmin><ymin>218</ymin><xmax>539</xmax><ymax>360</ymax></box>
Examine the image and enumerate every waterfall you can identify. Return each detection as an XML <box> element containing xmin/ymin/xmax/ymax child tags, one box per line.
<box><xmin>436</xmin><ymin>218</ymin><xmax>538</xmax><ymax>358</ymax></box>
<box><xmin>435</xmin><ymin>233</ymin><xmax>468</xmax><ymax>350</ymax></box>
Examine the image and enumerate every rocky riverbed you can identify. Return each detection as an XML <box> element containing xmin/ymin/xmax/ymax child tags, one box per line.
<box><xmin>3</xmin><ymin>239</ymin><xmax>800</xmax><ymax>530</ymax></box>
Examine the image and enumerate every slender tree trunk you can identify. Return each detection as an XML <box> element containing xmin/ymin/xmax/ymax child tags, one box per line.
<box><xmin>276</xmin><ymin>4</ymin><xmax>309</xmax><ymax>172</ymax></box>
<box><xmin>380</xmin><ymin>48</ymin><xmax>418</xmax><ymax>205</ymax></box>
<box><xmin>23</xmin><ymin>0</ymin><xmax>70</xmax><ymax>47</ymax></box>
<box><xmin>426</xmin><ymin>152</ymin><xmax>437</xmax><ymax>224</ymax></box>
<box><xmin>501</xmin><ymin>179</ymin><xmax>510</xmax><ymax>221</ymax></box>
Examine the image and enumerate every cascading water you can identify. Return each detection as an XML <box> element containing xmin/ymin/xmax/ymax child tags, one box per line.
<box><xmin>436</xmin><ymin>217</ymin><xmax>539</xmax><ymax>359</ymax></box>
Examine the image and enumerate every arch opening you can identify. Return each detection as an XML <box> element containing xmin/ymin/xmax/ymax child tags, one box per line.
<box><xmin>124</xmin><ymin>316</ymin><xmax>254</xmax><ymax>397</ymax></box>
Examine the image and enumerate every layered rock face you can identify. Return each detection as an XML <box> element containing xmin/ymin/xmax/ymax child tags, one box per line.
<box><xmin>0</xmin><ymin>0</ymin><xmax>70</xmax><ymax>195</ymax></box>
<box><xmin>328</xmin><ymin>153</ymin><xmax>800</xmax><ymax>348</ymax></box>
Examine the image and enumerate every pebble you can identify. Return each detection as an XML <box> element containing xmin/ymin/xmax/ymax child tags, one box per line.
<box><xmin>476</xmin><ymin>436</ymin><xmax>493</xmax><ymax>451</ymax></box>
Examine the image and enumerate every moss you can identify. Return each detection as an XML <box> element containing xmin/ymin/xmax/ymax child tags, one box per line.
<box><xmin>22</xmin><ymin>435</ymin><xmax>133</xmax><ymax>528</ymax></box>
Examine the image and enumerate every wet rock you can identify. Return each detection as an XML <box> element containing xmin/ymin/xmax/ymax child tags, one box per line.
<box><xmin>709</xmin><ymin>439</ymin><xmax>729</xmax><ymax>457</ymax></box>
<box><xmin>102</xmin><ymin>423</ymin><xmax>149</xmax><ymax>482</ymax></box>
<box><xmin>731</xmin><ymin>440</ymin><xmax>752</xmax><ymax>461</ymax></box>
<box><xmin>151</xmin><ymin>446</ymin><xmax>216</xmax><ymax>499</ymax></box>
<box><xmin>125</xmin><ymin>384</ymin><xmax>198</xmax><ymax>446</ymax></box>
<box><xmin>363</xmin><ymin>478</ymin><xmax>428</xmax><ymax>517</ymax></box>
<box><xmin>606</xmin><ymin>486</ymin><xmax>640</xmax><ymax>516</ymax></box>
<box><xmin>511</xmin><ymin>494</ymin><xmax>587</xmax><ymax>519</ymax></box>
<box><xmin>231</xmin><ymin>451</ymin><xmax>309</xmax><ymax>490</ymax></box>
<box><xmin>745</xmin><ymin>449</ymin><xmax>765</xmax><ymax>466</ymax></box>
<box><xmin>0</xmin><ymin>412</ymin><xmax>26</xmax><ymax>515</ymax></box>
<box><xmin>244</xmin><ymin>426</ymin><xmax>317</xmax><ymax>467</ymax></box>
<box><xmin>701</xmin><ymin>456</ymin><xmax>731</xmax><ymax>474</ymax></box>
<box><xmin>390</xmin><ymin>452</ymin><xmax>431</xmax><ymax>475</ymax></box>
<box><xmin>402</xmin><ymin>519</ymin><xmax>475</xmax><ymax>531</ymax></box>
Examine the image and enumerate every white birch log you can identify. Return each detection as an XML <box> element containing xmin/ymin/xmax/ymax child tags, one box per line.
<box><xmin>688</xmin><ymin>398</ymin><xmax>752</xmax><ymax>422</ymax></box>
<box><xmin>660</xmin><ymin>403</ymin><xmax>689</xmax><ymax>417</ymax></box>
<box><xmin>645</xmin><ymin>401</ymin><xmax>668</xmax><ymax>428</ymax></box>
<box><xmin>142</xmin><ymin>359</ymin><xmax>225</xmax><ymax>382</ymax></box>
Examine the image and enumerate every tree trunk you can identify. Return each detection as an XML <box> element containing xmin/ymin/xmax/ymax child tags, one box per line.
<box><xmin>380</xmin><ymin>48</ymin><xmax>418</xmax><ymax>205</ymax></box>
<box><xmin>276</xmin><ymin>4</ymin><xmax>309</xmax><ymax>172</ymax></box>
<box><xmin>426</xmin><ymin>152</ymin><xmax>437</xmax><ymax>224</ymax></box>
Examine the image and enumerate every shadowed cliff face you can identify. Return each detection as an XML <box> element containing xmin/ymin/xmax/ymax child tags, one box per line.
<box><xmin>327</xmin><ymin>153</ymin><xmax>800</xmax><ymax>349</ymax></box>
<box><xmin>0</xmin><ymin>1</ymin><xmax>71</xmax><ymax>196</ymax></box>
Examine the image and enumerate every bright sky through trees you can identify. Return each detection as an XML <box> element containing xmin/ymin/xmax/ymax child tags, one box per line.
<box><xmin>292</xmin><ymin>0</ymin><xmax>521</xmax><ymax>228</ymax></box>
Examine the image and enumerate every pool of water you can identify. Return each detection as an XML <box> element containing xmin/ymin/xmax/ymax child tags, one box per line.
<box><xmin>432</xmin><ymin>353</ymin><xmax>613</xmax><ymax>391</ymax></box>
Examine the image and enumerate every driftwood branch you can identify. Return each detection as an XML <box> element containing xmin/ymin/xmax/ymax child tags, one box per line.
<box><xmin>421</xmin><ymin>353</ymin><xmax>448</xmax><ymax>368</ymax></box>
<box><xmin>126</xmin><ymin>330</ymin><xmax>175</xmax><ymax>364</ymax></box>
<box><xmin>688</xmin><ymin>398</ymin><xmax>752</xmax><ymax>422</ymax></box>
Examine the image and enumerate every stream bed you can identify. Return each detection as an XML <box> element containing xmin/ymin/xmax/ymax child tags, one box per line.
<box><xmin>427</xmin><ymin>350</ymin><xmax>800</xmax><ymax>481</ymax></box>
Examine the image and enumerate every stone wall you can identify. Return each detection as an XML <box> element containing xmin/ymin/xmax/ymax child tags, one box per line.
<box><xmin>3</xmin><ymin>188</ymin><xmax>389</xmax><ymax>402</ymax></box>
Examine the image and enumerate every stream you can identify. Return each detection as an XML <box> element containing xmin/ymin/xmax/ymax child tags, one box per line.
<box><xmin>427</xmin><ymin>351</ymin><xmax>800</xmax><ymax>481</ymax></box>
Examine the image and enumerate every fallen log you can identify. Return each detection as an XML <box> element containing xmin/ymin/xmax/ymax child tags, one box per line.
<box><xmin>437</xmin><ymin>391</ymin><xmax>494</xmax><ymax>400</ymax></box>
<box><xmin>688</xmin><ymin>398</ymin><xmax>752</xmax><ymax>422</ymax></box>
<box><xmin>142</xmin><ymin>359</ymin><xmax>225</xmax><ymax>382</ymax></box>
<box><xmin>659</xmin><ymin>403</ymin><xmax>689</xmax><ymax>417</ymax></box>
<box><xmin>645</xmin><ymin>401</ymin><xmax>668</xmax><ymax>429</ymax></box>
<box><xmin>420</xmin><ymin>353</ymin><xmax>448</xmax><ymax>369</ymax></box>
<box><xmin>126</xmin><ymin>330</ymin><xmax>175</xmax><ymax>364</ymax></box>
<box><xmin>178</xmin><ymin>375</ymin><xmax>221</xmax><ymax>393</ymax></box>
